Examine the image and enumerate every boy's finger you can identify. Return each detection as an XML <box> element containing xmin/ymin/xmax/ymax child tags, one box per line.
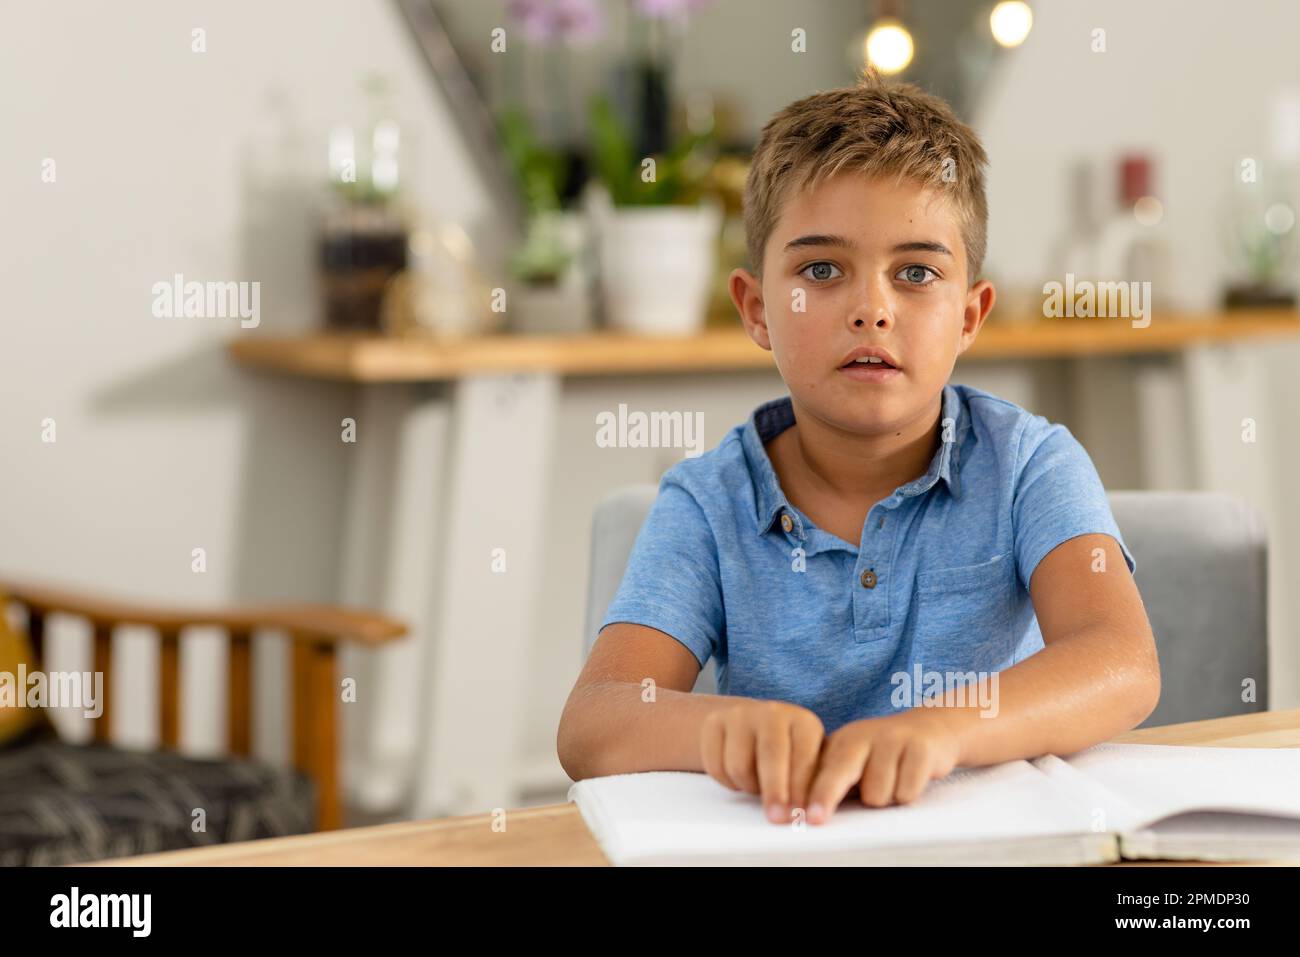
<box><xmin>755</xmin><ymin>718</ymin><xmax>791</xmax><ymax>822</ymax></box>
<box><xmin>858</xmin><ymin>739</ymin><xmax>904</xmax><ymax>807</ymax></box>
<box><xmin>722</xmin><ymin>720</ymin><xmax>759</xmax><ymax>793</ymax></box>
<box><xmin>893</xmin><ymin>741</ymin><xmax>930</xmax><ymax>804</ymax></box>
<box><xmin>787</xmin><ymin>720</ymin><xmax>822</xmax><ymax>816</ymax></box>
<box><xmin>806</xmin><ymin>738</ymin><xmax>871</xmax><ymax>825</ymax></box>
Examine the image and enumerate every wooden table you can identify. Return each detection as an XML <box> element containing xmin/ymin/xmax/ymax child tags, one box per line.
<box><xmin>102</xmin><ymin>708</ymin><xmax>1300</xmax><ymax>866</ymax></box>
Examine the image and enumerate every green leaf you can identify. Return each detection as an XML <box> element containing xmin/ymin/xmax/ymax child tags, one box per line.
<box><xmin>498</xmin><ymin>105</ymin><xmax>567</xmax><ymax>214</ymax></box>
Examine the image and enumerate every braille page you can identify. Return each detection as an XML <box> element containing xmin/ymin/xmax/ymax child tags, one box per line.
<box><xmin>1030</xmin><ymin>752</ymin><xmax>1149</xmax><ymax>834</ymax></box>
<box><xmin>568</xmin><ymin>758</ymin><xmax>1103</xmax><ymax>866</ymax></box>
<box><xmin>1063</xmin><ymin>742</ymin><xmax>1300</xmax><ymax>827</ymax></box>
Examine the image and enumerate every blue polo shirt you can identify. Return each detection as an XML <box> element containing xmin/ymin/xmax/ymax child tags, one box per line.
<box><xmin>598</xmin><ymin>382</ymin><xmax>1136</xmax><ymax>734</ymax></box>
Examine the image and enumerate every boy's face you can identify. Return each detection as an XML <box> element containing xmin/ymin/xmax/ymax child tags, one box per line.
<box><xmin>730</xmin><ymin>172</ymin><xmax>995</xmax><ymax>439</ymax></box>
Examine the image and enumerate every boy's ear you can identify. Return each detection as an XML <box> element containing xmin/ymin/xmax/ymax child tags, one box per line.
<box><xmin>729</xmin><ymin>267</ymin><xmax>772</xmax><ymax>351</ymax></box>
<box><xmin>957</xmin><ymin>279</ymin><xmax>996</xmax><ymax>355</ymax></box>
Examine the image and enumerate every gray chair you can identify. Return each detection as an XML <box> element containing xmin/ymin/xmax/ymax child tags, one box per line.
<box><xmin>583</xmin><ymin>486</ymin><xmax>1269</xmax><ymax>728</ymax></box>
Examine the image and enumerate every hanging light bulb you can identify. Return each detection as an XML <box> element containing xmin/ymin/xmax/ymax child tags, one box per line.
<box><xmin>864</xmin><ymin>18</ymin><xmax>914</xmax><ymax>74</ymax></box>
<box><xmin>990</xmin><ymin>1</ymin><xmax>1033</xmax><ymax>48</ymax></box>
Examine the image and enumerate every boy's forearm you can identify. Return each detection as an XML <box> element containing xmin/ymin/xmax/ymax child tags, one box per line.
<box><xmin>926</xmin><ymin>626</ymin><xmax>1160</xmax><ymax>768</ymax></box>
<box><xmin>559</xmin><ymin>681</ymin><xmax>742</xmax><ymax>780</ymax></box>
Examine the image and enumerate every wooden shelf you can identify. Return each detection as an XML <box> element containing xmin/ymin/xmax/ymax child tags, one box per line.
<box><xmin>227</xmin><ymin>311</ymin><xmax>1300</xmax><ymax>383</ymax></box>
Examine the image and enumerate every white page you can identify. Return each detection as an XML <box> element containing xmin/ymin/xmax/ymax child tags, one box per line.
<box><xmin>1030</xmin><ymin>753</ymin><xmax>1148</xmax><ymax>834</ymax></box>
<box><xmin>569</xmin><ymin>758</ymin><xmax>1102</xmax><ymax>866</ymax></box>
<box><xmin>1063</xmin><ymin>742</ymin><xmax>1300</xmax><ymax>827</ymax></box>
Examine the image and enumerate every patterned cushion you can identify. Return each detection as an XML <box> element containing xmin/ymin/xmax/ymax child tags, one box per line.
<box><xmin>0</xmin><ymin>727</ymin><xmax>316</xmax><ymax>865</ymax></box>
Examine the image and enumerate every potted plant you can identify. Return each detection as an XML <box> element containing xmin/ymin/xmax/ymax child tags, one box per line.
<box><xmin>586</xmin><ymin>93</ymin><xmax>721</xmax><ymax>335</ymax></box>
<box><xmin>498</xmin><ymin>105</ymin><xmax>596</xmax><ymax>335</ymax></box>
<box><xmin>319</xmin><ymin>73</ymin><xmax>412</xmax><ymax>333</ymax></box>
<box><xmin>496</xmin><ymin>0</ymin><xmax>720</xmax><ymax>335</ymax></box>
<box><xmin>1221</xmin><ymin>188</ymin><xmax>1297</xmax><ymax>309</ymax></box>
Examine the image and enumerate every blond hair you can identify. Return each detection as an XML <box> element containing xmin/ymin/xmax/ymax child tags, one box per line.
<box><xmin>743</xmin><ymin>70</ymin><xmax>989</xmax><ymax>283</ymax></box>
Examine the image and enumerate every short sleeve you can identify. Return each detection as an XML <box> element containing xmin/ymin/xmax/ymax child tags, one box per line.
<box><xmin>1012</xmin><ymin>420</ymin><xmax>1136</xmax><ymax>590</ymax></box>
<box><xmin>598</xmin><ymin>478</ymin><xmax>724</xmax><ymax>668</ymax></box>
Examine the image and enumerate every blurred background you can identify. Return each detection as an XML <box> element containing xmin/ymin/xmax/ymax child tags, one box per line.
<box><xmin>3</xmin><ymin>0</ymin><xmax>1299</xmax><ymax>850</ymax></box>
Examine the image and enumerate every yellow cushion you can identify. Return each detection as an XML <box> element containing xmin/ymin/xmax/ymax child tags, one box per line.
<box><xmin>0</xmin><ymin>592</ymin><xmax>46</xmax><ymax>746</ymax></box>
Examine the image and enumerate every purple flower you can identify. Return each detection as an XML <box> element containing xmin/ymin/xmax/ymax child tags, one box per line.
<box><xmin>507</xmin><ymin>0</ymin><xmax>557</xmax><ymax>43</ymax></box>
<box><xmin>555</xmin><ymin>0</ymin><xmax>603</xmax><ymax>43</ymax></box>
<box><xmin>633</xmin><ymin>0</ymin><xmax>712</xmax><ymax>18</ymax></box>
<box><xmin>508</xmin><ymin>0</ymin><xmax>604</xmax><ymax>45</ymax></box>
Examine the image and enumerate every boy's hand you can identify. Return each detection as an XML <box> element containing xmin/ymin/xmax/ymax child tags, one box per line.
<box><xmin>805</xmin><ymin>708</ymin><xmax>962</xmax><ymax>824</ymax></box>
<box><xmin>700</xmin><ymin>699</ymin><xmax>824</xmax><ymax>825</ymax></box>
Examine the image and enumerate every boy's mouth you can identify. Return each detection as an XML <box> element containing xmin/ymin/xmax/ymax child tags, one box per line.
<box><xmin>838</xmin><ymin>345</ymin><xmax>899</xmax><ymax>367</ymax></box>
<box><xmin>837</xmin><ymin>346</ymin><xmax>901</xmax><ymax>379</ymax></box>
<box><xmin>840</xmin><ymin>356</ymin><xmax>897</xmax><ymax>369</ymax></box>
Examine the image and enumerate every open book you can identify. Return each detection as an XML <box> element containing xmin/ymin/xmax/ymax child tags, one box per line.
<box><xmin>568</xmin><ymin>743</ymin><xmax>1300</xmax><ymax>865</ymax></box>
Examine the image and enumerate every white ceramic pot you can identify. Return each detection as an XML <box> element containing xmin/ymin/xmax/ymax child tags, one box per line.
<box><xmin>508</xmin><ymin>211</ymin><xmax>596</xmax><ymax>335</ymax></box>
<box><xmin>509</xmin><ymin>282</ymin><xmax>593</xmax><ymax>335</ymax></box>
<box><xmin>597</xmin><ymin>201</ymin><xmax>722</xmax><ymax>335</ymax></box>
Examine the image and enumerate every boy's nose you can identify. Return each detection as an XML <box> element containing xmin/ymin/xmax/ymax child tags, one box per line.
<box><xmin>847</xmin><ymin>279</ymin><xmax>893</xmax><ymax>329</ymax></box>
<box><xmin>849</xmin><ymin>304</ymin><xmax>893</xmax><ymax>329</ymax></box>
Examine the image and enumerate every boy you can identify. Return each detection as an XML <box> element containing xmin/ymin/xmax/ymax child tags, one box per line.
<box><xmin>558</xmin><ymin>72</ymin><xmax>1160</xmax><ymax>827</ymax></box>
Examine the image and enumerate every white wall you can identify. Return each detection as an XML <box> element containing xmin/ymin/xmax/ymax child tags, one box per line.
<box><xmin>0</xmin><ymin>0</ymin><xmax>498</xmax><ymax>759</ymax></box>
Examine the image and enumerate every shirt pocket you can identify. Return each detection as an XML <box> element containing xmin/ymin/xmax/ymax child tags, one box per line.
<box><xmin>911</xmin><ymin>552</ymin><xmax>1018</xmax><ymax>674</ymax></box>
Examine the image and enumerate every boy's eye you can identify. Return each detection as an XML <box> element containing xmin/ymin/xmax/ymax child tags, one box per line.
<box><xmin>897</xmin><ymin>264</ymin><xmax>939</xmax><ymax>285</ymax></box>
<box><xmin>799</xmin><ymin>261</ymin><xmax>842</xmax><ymax>282</ymax></box>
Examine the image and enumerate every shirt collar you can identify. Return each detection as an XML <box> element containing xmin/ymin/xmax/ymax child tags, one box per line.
<box><xmin>741</xmin><ymin>384</ymin><xmax>966</xmax><ymax>537</ymax></box>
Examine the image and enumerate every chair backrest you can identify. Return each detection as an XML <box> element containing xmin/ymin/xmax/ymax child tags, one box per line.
<box><xmin>583</xmin><ymin>484</ymin><xmax>719</xmax><ymax>695</ymax></box>
<box><xmin>1107</xmin><ymin>491</ymin><xmax>1268</xmax><ymax>726</ymax></box>
<box><xmin>584</xmin><ymin>485</ymin><xmax>1269</xmax><ymax>727</ymax></box>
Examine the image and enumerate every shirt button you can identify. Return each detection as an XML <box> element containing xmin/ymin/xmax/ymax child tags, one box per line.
<box><xmin>780</xmin><ymin>513</ymin><xmax>794</xmax><ymax>533</ymax></box>
<box><xmin>860</xmin><ymin>569</ymin><xmax>877</xmax><ymax>588</ymax></box>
